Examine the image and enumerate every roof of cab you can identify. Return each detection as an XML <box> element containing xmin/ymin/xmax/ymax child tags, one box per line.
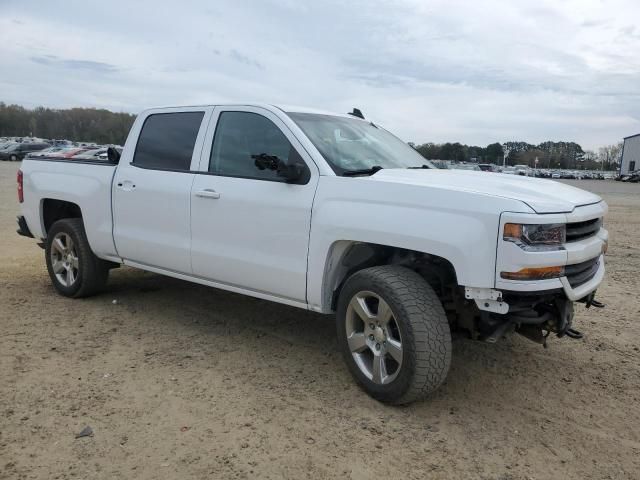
<box><xmin>142</xmin><ymin>103</ymin><xmax>360</xmax><ymax>120</ymax></box>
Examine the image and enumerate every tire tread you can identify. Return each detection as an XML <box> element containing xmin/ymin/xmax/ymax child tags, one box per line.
<box><xmin>45</xmin><ymin>218</ymin><xmax>109</xmax><ymax>298</ymax></box>
<box><xmin>337</xmin><ymin>265</ymin><xmax>452</xmax><ymax>404</ymax></box>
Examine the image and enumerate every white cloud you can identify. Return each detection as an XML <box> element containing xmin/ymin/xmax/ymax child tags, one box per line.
<box><xmin>0</xmin><ymin>0</ymin><xmax>638</xmax><ymax>149</ymax></box>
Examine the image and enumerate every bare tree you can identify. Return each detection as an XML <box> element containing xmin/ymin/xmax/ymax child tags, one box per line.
<box><xmin>597</xmin><ymin>142</ymin><xmax>623</xmax><ymax>170</ymax></box>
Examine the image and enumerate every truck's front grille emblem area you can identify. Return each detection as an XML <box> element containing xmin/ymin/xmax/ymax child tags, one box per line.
<box><xmin>566</xmin><ymin>217</ymin><xmax>602</xmax><ymax>242</ymax></box>
<box><xmin>565</xmin><ymin>256</ymin><xmax>600</xmax><ymax>287</ymax></box>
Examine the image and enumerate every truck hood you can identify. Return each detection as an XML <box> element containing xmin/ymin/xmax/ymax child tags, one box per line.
<box><xmin>369</xmin><ymin>169</ymin><xmax>602</xmax><ymax>213</ymax></box>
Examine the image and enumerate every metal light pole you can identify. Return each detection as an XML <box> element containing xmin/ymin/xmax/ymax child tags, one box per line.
<box><xmin>503</xmin><ymin>148</ymin><xmax>510</xmax><ymax>168</ymax></box>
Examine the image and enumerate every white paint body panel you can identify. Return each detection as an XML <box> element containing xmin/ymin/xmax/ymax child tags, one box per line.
<box><xmin>18</xmin><ymin>103</ymin><xmax>609</xmax><ymax>313</ymax></box>
<box><xmin>189</xmin><ymin>106</ymin><xmax>319</xmax><ymax>302</ymax></box>
<box><xmin>112</xmin><ymin>106</ymin><xmax>212</xmax><ymax>273</ymax></box>
<box><xmin>304</xmin><ymin>175</ymin><xmax>531</xmax><ymax>311</ymax></box>
<box><xmin>19</xmin><ymin>160</ymin><xmax>118</xmax><ymax>258</ymax></box>
<box><xmin>368</xmin><ymin>169</ymin><xmax>602</xmax><ymax>214</ymax></box>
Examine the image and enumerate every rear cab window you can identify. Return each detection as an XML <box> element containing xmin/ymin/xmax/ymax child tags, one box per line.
<box><xmin>133</xmin><ymin>111</ymin><xmax>205</xmax><ymax>171</ymax></box>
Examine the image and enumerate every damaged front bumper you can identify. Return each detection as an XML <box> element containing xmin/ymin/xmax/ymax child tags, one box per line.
<box><xmin>464</xmin><ymin>257</ymin><xmax>606</xmax><ymax>346</ymax></box>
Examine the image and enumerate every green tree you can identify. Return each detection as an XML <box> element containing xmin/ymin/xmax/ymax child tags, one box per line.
<box><xmin>484</xmin><ymin>143</ymin><xmax>504</xmax><ymax>163</ymax></box>
<box><xmin>0</xmin><ymin>103</ymin><xmax>135</xmax><ymax>145</ymax></box>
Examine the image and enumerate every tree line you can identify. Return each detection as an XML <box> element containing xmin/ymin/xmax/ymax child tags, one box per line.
<box><xmin>412</xmin><ymin>142</ymin><xmax>505</xmax><ymax>164</ymax></box>
<box><xmin>0</xmin><ymin>103</ymin><xmax>135</xmax><ymax>145</ymax></box>
<box><xmin>412</xmin><ymin>139</ymin><xmax>622</xmax><ymax>170</ymax></box>
<box><xmin>0</xmin><ymin>102</ymin><xmax>623</xmax><ymax>169</ymax></box>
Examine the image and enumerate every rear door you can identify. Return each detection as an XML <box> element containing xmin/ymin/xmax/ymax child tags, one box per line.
<box><xmin>190</xmin><ymin>106</ymin><xmax>319</xmax><ymax>303</ymax></box>
<box><xmin>112</xmin><ymin>107</ymin><xmax>211</xmax><ymax>274</ymax></box>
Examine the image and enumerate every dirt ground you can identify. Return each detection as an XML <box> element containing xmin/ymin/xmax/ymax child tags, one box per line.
<box><xmin>1</xmin><ymin>161</ymin><xmax>639</xmax><ymax>480</ymax></box>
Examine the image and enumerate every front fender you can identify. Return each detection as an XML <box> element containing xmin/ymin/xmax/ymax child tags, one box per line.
<box><xmin>306</xmin><ymin>176</ymin><xmax>533</xmax><ymax>312</ymax></box>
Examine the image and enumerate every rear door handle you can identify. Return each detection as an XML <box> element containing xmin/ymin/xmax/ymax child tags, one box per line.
<box><xmin>195</xmin><ymin>189</ymin><xmax>221</xmax><ymax>199</ymax></box>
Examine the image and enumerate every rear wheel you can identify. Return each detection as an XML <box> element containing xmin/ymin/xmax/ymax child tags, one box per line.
<box><xmin>336</xmin><ymin>266</ymin><xmax>452</xmax><ymax>404</ymax></box>
<box><xmin>10</xmin><ymin>155</ymin><xmax>17</xmax><ymax>162</ymax></box>
<box><xmin>45</xmin><ymin>218</ymin><xmax>109</xmax><ymax>298</ymax></box>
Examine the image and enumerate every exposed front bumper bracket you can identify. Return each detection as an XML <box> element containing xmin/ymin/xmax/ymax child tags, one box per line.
<box><xmin>465</xmin><ymin>287</ymin><xmax>509</xmax><ymax>314</ymax></box>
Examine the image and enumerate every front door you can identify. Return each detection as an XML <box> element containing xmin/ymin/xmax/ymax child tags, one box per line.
<box><xmin>190</xmin><ymin>107</ymin><xmax>318</xmax><ymax>303</ymax></box>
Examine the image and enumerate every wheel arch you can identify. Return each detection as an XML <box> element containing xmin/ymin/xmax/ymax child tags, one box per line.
<box><xmin>41</xmin><ymin>198</ymin><xmax>83</xmax><ymax>237</ymax></box>
<box><xmin>319</xmin><ymin>240</ymin><xmax>459</xmax><ymax>313</ymax></box>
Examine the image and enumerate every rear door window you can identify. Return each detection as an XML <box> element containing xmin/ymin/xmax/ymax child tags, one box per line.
<box><xmin>133</xmin><ymin>112</ymin><xmax>204</xmax><ymax>170</ymax></box>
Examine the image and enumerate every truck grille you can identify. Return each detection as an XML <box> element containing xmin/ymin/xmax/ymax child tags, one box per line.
<box><xmin>565</xmin><ymin>257</ymin><xmax>600</xmax><ymax>288</ymax></box>
<box><xmin>566</xmin><ymin>218</ymin><xmax>602</xmax><ymax>242</ymax></box>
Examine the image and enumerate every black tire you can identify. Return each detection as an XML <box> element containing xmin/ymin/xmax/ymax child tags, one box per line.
<box><xmin>10</xmin><ymin>155</ymin><xmax>17</xmax><ymax>162</ymax></box>
<box><xmin>336</xmin><ymin>265</ymin><xmax>452</xmax><ymax>404</ymax></box>
<box><xmin>45</xmin><ymin>218</ymin><xmax>109</xmax><ymax>298</ymax></box>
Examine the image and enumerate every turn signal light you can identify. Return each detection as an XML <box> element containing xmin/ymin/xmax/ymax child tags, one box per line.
<box><xmin>503</xmin><ymin>223</ymin><xmax>522</xmax><ymax>239</ymax></box>
<box><xmin>500</xmin><ymin>265</ymin><xmax>564</xmax><ymax>281</ymax></box>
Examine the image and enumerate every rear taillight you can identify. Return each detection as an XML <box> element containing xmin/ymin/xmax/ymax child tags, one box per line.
<box><xmin>17</xmin><ymin>170</ymin><xmax>24</xmax><ymax>203</ymax></box>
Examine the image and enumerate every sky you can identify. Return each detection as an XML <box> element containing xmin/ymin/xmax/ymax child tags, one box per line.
<box><xmin>0</xmin><ymin>0</ymin><xmax>639</xmax><ymax>150</ymax></box>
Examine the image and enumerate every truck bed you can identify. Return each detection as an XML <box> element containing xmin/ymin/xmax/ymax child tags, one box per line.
<box><xmin>20</xmin><ymin>157</ymin><xmax>120</xmax><ymax>260</ymax></box>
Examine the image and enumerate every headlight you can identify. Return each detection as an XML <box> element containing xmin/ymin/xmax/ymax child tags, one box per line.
<box><xmin>504</xmin><ymin>223</ymin><xmax>566</xmax><ymax>250</ymax></box>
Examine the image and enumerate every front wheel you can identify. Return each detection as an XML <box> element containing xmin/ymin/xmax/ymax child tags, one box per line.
<box><xmin>10</xmin><ymin>155</ymin><xmax>17</xmax><ymax>162</ymax></box>
<box><xmin>336</xmin><ymin>266</ymin><xmax>452</xmax><ymax>404</ymax></box>
<box><xmin>45</xmin><ymin>218</ymin><xmax>110</xmax><ymax>298</ymax></box>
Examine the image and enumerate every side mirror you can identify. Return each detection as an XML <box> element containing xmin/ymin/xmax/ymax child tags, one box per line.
<box><xmin>252</xmin><ymin>153</ymin><xmax>306</xmax><ymax>184</ymax></box>
<box><xmin>276</xmin><ymin>161</ymin><xmax>305</xmax><ymax>183</ymax></box>
<box><xmin>107</xmin><ymin>147</ymin><xmax>121</xmax><ymax>164</ymax></box>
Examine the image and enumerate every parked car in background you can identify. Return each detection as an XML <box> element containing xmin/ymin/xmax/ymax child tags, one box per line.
<box><xmin>70</xmin><ymin>148</ymin><xmax>108</xmax><ymax>160</ymax></box>
<box><xmin>477</xmin><ymin>163</ymin><xmax>495</xmax><ymax>172</ymax></box>
<box><xmin>71</xmin><ymin>146</ymin><xmax>122</xmax><ymax>160</ymax></box>
<box><xmin>450</xmin><ymin>163</ymin><xmax>481</xmax><ymax>171</ymax></box>
<box><xmin>0</xmin><ymin>142</ymin><xmax>49</xmax><ymax>161</ymax></box>
<box><xmin>51</xmin><ymin>140</ymin><xmax>73</xmax><ymax>147</ymax></box>
<box><xmin>622</xmin><ymin>171</ymin><xmax>640</xmax><ymax>183</ymax></box>
<box><xmin>47</xmin><ymin>147</ymin><xmax>90</xmax><ymax>159</ymax></box>
<box><xmin>513</xmin><ymin>165</ymin><xmax>530</xmax><ymax>176</ymax></box>
<box><xmin>27</xmin><ymin>146</ymin><xmax>68</xmax><ymax>158</ymax></box>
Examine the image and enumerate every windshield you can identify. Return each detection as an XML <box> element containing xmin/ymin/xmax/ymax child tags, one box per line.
<box><xmin>287</xmin><ymin>113</ymin><xmax>434</xmax><ymax>175</ymax></box>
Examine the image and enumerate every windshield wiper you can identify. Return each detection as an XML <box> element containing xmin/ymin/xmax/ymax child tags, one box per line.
<box><xmin>341</xmin><ymin>165</ymin><xmax>384</xmax><ymax>177</ymax></box>
<box><xmin>407</xmin><ymin>164</ymin><xmax>431</xmax><ymax>169</ymax></box>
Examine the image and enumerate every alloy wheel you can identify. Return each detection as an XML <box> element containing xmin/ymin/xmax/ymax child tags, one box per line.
<box><xmin>50</xmin><ymin>232</ymin><xmax>79</xmax><ymax>287</ymax></box>
<box><xmin>345</xmin><ymin>290</ymin><xmax>403</xmax><ymax>384</ymax></box>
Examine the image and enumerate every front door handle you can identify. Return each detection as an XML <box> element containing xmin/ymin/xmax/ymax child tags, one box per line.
<box><xmin>116</xmin><ymin>180</ymin><xmax>136</xmax><ymax>191</ymax></box>
<box><xmin>195</xmin><ymin>189</ymin><xmax>221</xmax><ymax>199</ymax></box>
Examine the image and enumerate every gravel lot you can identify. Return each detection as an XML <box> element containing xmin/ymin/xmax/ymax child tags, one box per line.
<box><xmin>1</xmin><ymin>161</ymin><xmax>639</xmax><ymax>479</ymax></box>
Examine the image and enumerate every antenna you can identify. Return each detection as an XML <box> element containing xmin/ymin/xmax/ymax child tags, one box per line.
<box><xmin>348</xmin><ymin>108</ymin><xmax>365</xmax><ymax>119</ymax></box>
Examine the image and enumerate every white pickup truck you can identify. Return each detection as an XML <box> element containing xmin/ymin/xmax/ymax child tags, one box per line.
<box><xmin>16</xmin><ymin>104</ymin><xmax>608</xmax><ymax>404</ymax></box>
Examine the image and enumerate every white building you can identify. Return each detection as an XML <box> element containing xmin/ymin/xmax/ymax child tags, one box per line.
<box><xmin>620</xmin><ymin>133</ymin><xmax>640</xmax><ymax>175</ymax></box>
